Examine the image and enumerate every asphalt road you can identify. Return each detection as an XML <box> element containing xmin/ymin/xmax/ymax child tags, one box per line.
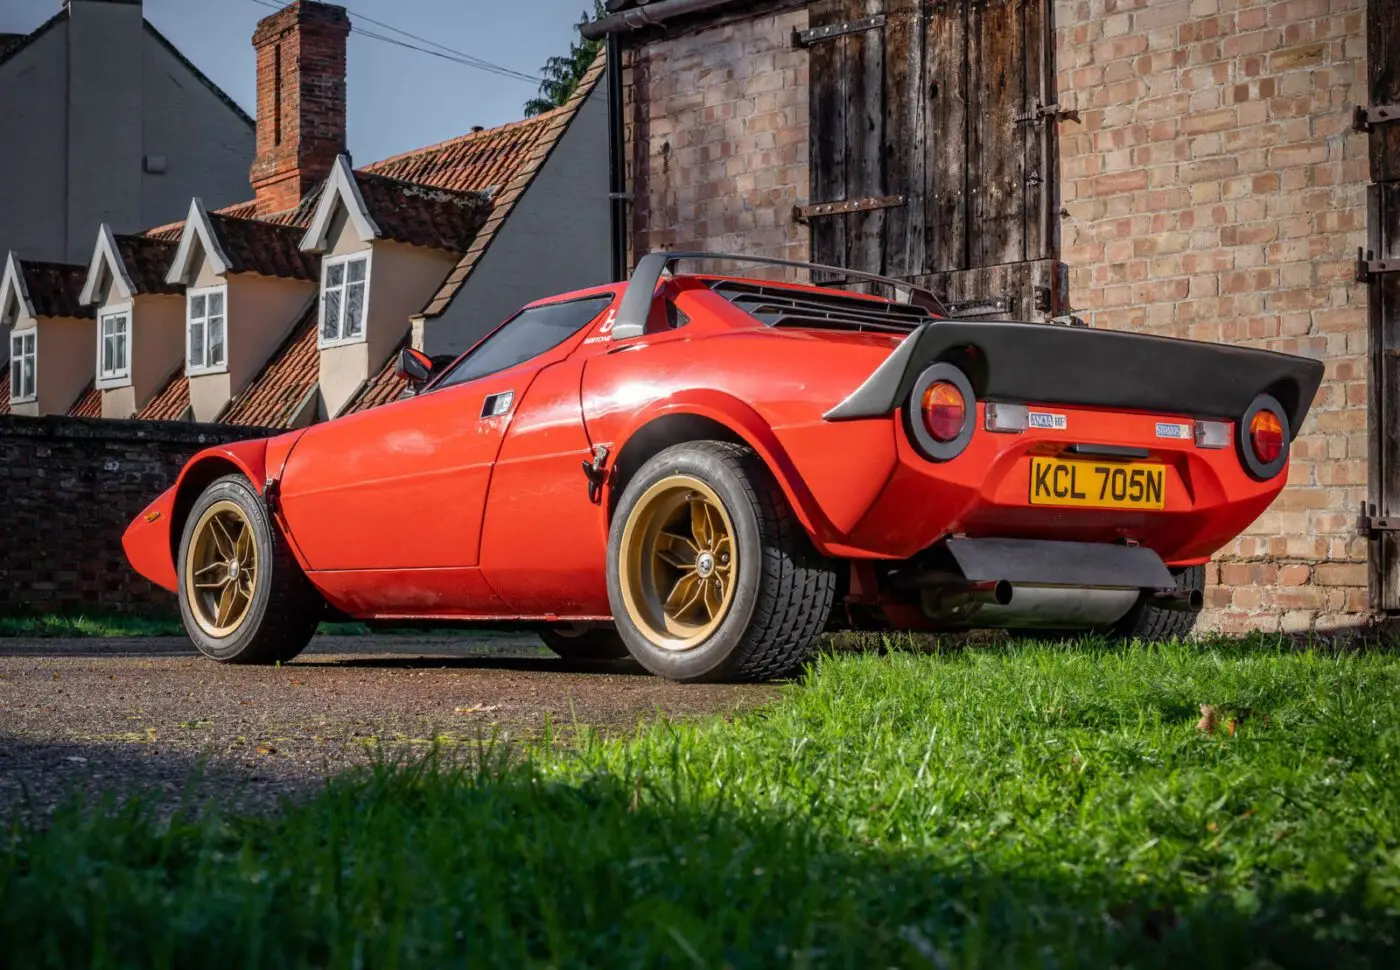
<box><xmin>0</xmin><ymin>634</ymin><xmax>778</xmax><ymax>818</ymax></box>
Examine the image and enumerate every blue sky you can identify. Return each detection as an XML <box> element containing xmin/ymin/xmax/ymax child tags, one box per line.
<box><xmin>2</xmin><ymin>0</ymin><xmax>596</xmax><ymax>163</ymax></box>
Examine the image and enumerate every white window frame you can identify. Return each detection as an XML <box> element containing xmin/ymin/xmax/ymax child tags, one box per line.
<box><xmin>318</xmin><ymin>251</ymin><xmax>372</xmax><ymax>348</ymax></box>
<box><xmin>186</xmin><ymin>284</ymin><xmax>229</xmax><ymax>375</ymax></box>
<box><xmin>9</xmin><ymin>328</ymin><xmax>37</xmax><ymax>404</ymax></box>
<box><xmin>96</xmin><ymin>303</ymin><xmax>132</xmax><ymax>388</ymax></box>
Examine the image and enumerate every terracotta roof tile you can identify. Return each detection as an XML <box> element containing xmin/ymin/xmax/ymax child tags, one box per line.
<box><xmin>220</xmin><ymin>306</ymin><xmax>319</xmax><ymax>429</ymax></box>
<box><xmin>67</xmin><ymin>381</ymin><xmax>101</xmax><ymax>418</ymax></box>
<box><xmin>352</xmin><ymin>173</ymin><xmax>492</xmax><ymax>253</ymax></box>
<box><xmin>362</xmin><ymin>110</ymin><xmax>564</xmax><ymax>195</ymax></box>
<box><xmin>343</xmin><ymin>341</ymin><xmax>410</xmax><ymax>415</ymax></box>
<box><xmin>18</xmin><ymin>260</ymin><xmax>94</xmax><ymax>319</ymax></box>
<box><xmin>135</xmin><ymin>368</ymin><xmax>191</xmax><ymax>421</ymax></box>
<box><xmin>421</xmin><ymin>52</ymin><xmax>607</xmax><ymax>320</ymax></box>
<box><xmin>211</xmin><ymin>214</ymin><xmax>321</xmax><ymax>281</ymax></box>
<box><xmin>114</xmin><ymin>235</ymin><xmax>180</xmax><ymax>295</ymax></box>
<box><xmin>0</xmin><ymin>369</ymin><xmax>10</xmax><ymax>417</ymax></box>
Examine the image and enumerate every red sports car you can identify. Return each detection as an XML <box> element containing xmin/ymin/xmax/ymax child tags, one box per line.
<box><xmin>124</xmin><ymin>253</ymin><xmax>1323</xmax><ymax>682</ymax></box>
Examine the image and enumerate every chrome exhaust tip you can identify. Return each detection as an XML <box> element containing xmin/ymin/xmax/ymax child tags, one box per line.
<box><xmin>1147</xmin><ymin>587</ymin><xmax>1204</xmax><ymax>614</ymax></box>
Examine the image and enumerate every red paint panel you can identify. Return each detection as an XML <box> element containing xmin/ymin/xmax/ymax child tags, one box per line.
<box><xmin>307</xmin><ymin>568</ymin><xmax>510</xmax><ymax>617</ymax></box>
<box><xmin>122</xmin><ymin>487</ymin><xmax>178</xmax><ymax>592</ymax></box>
<box><xmin>480</xmin><ymin>359</ymin><xmax>611</xmax><ymax>616</ymax></box>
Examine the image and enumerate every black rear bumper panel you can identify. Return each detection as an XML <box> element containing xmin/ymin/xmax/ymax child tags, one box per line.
<box><xmin>824</xmin><ymin>320</ymin><xmax>1324</xmax><ymax>439</ymax></box>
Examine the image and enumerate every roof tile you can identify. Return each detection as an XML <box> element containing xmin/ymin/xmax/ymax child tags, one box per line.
<box><xmin>352</xmin><ymin>173</ymin><xmax>492</xmax><ymax>253</ymax></box>
<box><xmin>0</xmin><ymin>369</ymin><xmax>9</xmax><ymax>417</ymax></box>
<box><xmin>135</xmin><ymin>368</ymin><xmax>191</xmax><ymax>421</ymax></box>
<box><xmin>343</xmin><ymin>340</ymin><xmax>410</xmax><ymax>415</ymax></box>
<box><xmin>362</xmin><ymin>110</ymin><xmax>564</xmax><ymax>194</ymax></box>
<box><xmin>18</xmin><ymin>260</ymin><xmax>94</xmax><ymax>319</ymax></box>
<box><xmin>114</xmin><ymin>235</ymin><xmax>180</xmax><ymax>295</ymax></box>
<box><xmin>220</xmin><ymin>306</ymin><xmax>320</xmax><ymax>429</ymax></box>
<box><xmin>67</xmin><ymin>381</ymin><xmax>102</xmax><ymax>418</ymax></box>
<box><xmin>211</xmin><ymin>214</ymin><xmax>321</xmax><ymax>281</ymax></box>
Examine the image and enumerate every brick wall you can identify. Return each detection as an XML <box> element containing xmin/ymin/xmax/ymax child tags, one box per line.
<box><xmin>0</xmin><ymin>416</ymin><xmax>265</xmax><ymax>616</ymax></box>
<box><xmin>1055</xmin><ymin>0</ymin><xmax>1372</xmax><ymax>633</ymax></box>
<box><xmin>623</xmin><ymin>6</ymin><xmax>812</xmax><ymax>267</ymax></box>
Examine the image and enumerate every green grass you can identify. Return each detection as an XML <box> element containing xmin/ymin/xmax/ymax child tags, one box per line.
<box><xmin>4</xmin><ymin>638</ymin><xmax>1400</xmax><ymax>967</ymax></box>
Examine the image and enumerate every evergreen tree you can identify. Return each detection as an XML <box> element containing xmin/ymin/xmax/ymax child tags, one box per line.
<box><xmin>524</xmin><ymin>1</ymin><xmax>607</xmax><ymax>116</ymax></box>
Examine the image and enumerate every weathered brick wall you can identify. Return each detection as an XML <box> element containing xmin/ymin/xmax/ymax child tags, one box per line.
<box><xmin>1055</xmin><ymin>0</ymin><xmax>1372</xmax><ymax>632</ymax></box>
<box><xmin>623</xmin><ymin>6</ymin><xmax>812</xmax><ymax>268</ymax></box>
<box><xmin>0</xmin><ymin>416</ymin><xmax>266</xmax><ymax>616</ymax></box>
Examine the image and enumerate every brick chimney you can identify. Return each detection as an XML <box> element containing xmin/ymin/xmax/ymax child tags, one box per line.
<box><xmin>250</xmin><ymin>1</ymin><xmax>350</xmax><ymax>217</ymax></box>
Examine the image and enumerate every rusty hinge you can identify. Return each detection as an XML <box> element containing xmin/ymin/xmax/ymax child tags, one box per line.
<box><xmin>1360</xmin><ymin>501</ymin><xmax>1400</xmax><ymax>534</ymax></box>
<box><xmin>1353</xmin><ymin>104</ymin><xmax>1400</xmax><ymax>132</ymax></box>
<box><xmin>794</xmin><ymin>195</ymin><xmax>906</xmax><ymax>222</ymax></box>
<box><xmin>1014</xmin><ymin>99</ymin><xmax>1078</xmax><ymax>124</ymax></box>
<box><xmin>943</xmin><ymin>297</ymin><xmax>1010</xmax><ymax>318</ymax></box>
<box><xmin>1356</xmin><ymin>248</ymin><xmax>1400</xmax><ymax>283</ymax></box>
<box><xmin>793</xmin><ymin>14</ymin><xmax>886</xmax><ymax>47</ymax></box>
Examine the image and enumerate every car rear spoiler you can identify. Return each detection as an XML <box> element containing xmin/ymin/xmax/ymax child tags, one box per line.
<box><xmin>823</xmin><ymin>319</ymin><xmax>1324</xmax><ymax>439</ymax></box>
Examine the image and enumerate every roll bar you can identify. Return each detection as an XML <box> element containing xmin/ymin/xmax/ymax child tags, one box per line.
<box><xmin>610</xmin><ymin>251</ymin><xmax>949</xmax><ymax>340</ymax></box>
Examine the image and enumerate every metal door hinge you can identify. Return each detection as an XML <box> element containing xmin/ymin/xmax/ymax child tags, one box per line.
<box><xmin>793</xmin><ymin>14</ymin><xmax>885</xmax><ymax>47</ymax></box>
<box><xmin>263</xmin><ymin>478</ymin><xmax>281</xmax><ymax>516</ymax></box>
<box><xmin>794</xmin><ymin>195</ymin><xmax>906</xmax><ymax>222</ymax></box>
<box><xmin>582</xmin><ymin>445</ymin><xmax>610</xmax><ymax>505</ymax></box>
<box><xmin>1353</xmin><ymin>104</ymin><xmax>1400</xmax><ymax>132</ymax></box>
<box><xmin>1356</xmin><ymin>248</ymin><xmax>1400</xmax><ymax>283</ymax></box>
<box><xmin>1360</xmin><ymin>503</ymin><xmax>1400</xmax><ymax>534</ymax></box>
<box><xmin>1015</xmin><ymin>99</ymin><xmax>1078</xmax><ymax>124</ymax></box>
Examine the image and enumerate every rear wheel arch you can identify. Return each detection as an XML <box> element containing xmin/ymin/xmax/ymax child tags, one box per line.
<box><xmin>604</xmin><ymin>407</ymin><xmax>829</xmax><ymax>544</ymax></box>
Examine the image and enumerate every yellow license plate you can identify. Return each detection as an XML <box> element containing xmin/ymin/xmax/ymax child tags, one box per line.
<box><xmin>1029</xmin><ymin>457</ymin><xmax>1166</xmax><ymax>510</ymax></box>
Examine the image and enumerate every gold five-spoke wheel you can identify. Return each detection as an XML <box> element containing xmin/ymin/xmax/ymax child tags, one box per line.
<box><xmin>619</xmin><ymin>474</ymin><xmax>738</xmax><ymax>651</ymax></box>
<box><xmin>184</xmin><ymin>500</ymin><xmax>259</xmax><ymax>639</ymax></box>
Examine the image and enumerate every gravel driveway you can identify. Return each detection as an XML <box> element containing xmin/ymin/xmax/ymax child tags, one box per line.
<box><xmin>0</xmin><ymin>634</ymin><xmax>778</xmax><ymax>817</ymax></box>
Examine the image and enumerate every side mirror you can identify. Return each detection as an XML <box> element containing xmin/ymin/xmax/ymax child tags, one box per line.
<box><xmin>395</xmin><ymin>346</ymin><xmax>435</xmax><ymax>388</ymax></box>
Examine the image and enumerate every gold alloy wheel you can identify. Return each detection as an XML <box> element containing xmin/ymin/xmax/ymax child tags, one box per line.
<box><xmin>619</xmin><ymin>474</ymin><xmax>738</xmax><ymax>652</ymax></box>
<box><xmin>184</xmin><ymin>500</ymin><xmax>259</xmax><ymax>639</ymax></box>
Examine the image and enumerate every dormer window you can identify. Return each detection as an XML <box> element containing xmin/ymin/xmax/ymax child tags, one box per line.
<box><xmin>9</xmin><ymin>330</ymin><xmax>36</xmax><ymax>403</ymax></box>
<box><xmin>320</xmin><ymin>252</ymin><xmax>369</xmax><ymax>346</ymax></box>
<box><xmin>187</xmin><ymin>285</ymin><xmax>228</xmax><ymax>373</ymax></box>
<box><xmin>97</xmin><ymin>306</ymin><xmax>131</xmax><ymax>385</ymax></box>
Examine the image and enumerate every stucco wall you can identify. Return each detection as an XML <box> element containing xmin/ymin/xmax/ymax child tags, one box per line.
<box><xmin>25</xmin><ymin>314</ymin><xmax>94</xmax><ymax>416</ymax></box>
<box><xmin>0</xmin><ymin>2</ymin><xmax>253</xmax><ymax>265</ymax></box>
<box><xmin>95</xmin><ymin>283</ymin><xmax>185</xmax><ymax>418</ymax></box>
<box><xmin>421</xmin><ymin>82</ymin><xmax>613</xmax><ymax>358</ymax></box>
<box><xmin>0</xmin><ymin>18</ymin><xmax>69</xmax><ymax>263</ymax></box>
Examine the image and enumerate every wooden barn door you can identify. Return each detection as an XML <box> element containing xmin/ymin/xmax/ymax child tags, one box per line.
<box><xmin>804</xmin><ymin>0</ymin><xmax>1064</xmax><ymax>320</ymax></box>
<box><xmin>1365</xmin><ymin>0</ymin><xmax>1400</xmax><ymax>610</ymax></box>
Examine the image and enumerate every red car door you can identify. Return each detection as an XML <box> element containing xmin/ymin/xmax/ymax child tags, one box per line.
<box><xmin>276</xmin><ymin>292</ymin><xmax>618</xmax><ymax>614</ymax></box>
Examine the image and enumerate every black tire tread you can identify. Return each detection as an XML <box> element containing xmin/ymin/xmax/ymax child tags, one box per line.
<box><xmin>1113</xmin><ymin>564</ymin><xmax>1205</xmax><ymax>641</ymax></box>
<box><xmin>684</xmin><ymin>441</ymin><xmax>836</xmax><ymax>682</ymax></box>
<box><xmin>181</xmin><ymin>475</ymin><xmax>322</xmax><ymax>665</ymax></box>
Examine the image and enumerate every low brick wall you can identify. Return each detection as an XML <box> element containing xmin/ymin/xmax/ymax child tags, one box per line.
<box><xmin>0</xmin><ymin>416</ymin><xmax>268</xmax><ymax>617</ymax></box>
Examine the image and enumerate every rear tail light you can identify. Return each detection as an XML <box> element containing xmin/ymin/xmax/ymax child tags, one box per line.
<box><xmin>1249</xmin><ymin>409</ymin><xmax>1284</xmax><ymax>464</ymax></box>
<box><xmin>1237</xmin><ymin>393</ymin><xmax>1290</xmax><ymax>480</ymax></box>
<box><xmin>906</xmin><ymin>362</ymin><xmax>976</xmax><ymax>461</ymax></box>
<box><xmin>922</xmin><ymin>382</ymin><xmax>966</xmax><ymax>442</ymax></box>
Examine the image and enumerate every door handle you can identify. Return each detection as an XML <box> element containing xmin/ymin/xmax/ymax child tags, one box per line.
<box><xmin>481</xmin><ymin>390</ymin><xmax>515</xmax><ymax>419</ymax></box>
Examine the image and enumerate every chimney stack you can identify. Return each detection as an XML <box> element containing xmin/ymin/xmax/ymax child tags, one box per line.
<box><xmin>250</xmin><ymin>1</ymin><xmax>350</xmax><ymax>217</ymax></box>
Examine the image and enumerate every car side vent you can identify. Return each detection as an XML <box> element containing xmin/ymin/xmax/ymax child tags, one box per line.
<box><xmin>709</xmin><ymin>280</ymin><xmax>934</xmax><ymax>334</ymax></box>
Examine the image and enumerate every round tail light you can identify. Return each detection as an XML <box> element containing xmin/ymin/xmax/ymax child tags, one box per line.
<box><xmin>1249</xmin><ymin>409</ymin><xmax>1284</xmax><ymax>465</ymax></box>
<box><xmin>1238</xmin><ymin>393</ymin><xmax>1289</xmax><ymax>480</ymax></box>
<box><xmin>907</xmin><ymin>362</ymin><xmax>976</xmax><ymax>461</ymax></box>
<box><xmin>921</xmin><ymin>381</ymin><xmax>966</xmax><ymax>442</ymax></box>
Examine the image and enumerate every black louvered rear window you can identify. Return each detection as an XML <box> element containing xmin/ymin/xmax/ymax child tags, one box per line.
<box><xmin>710</xmin><ymin>280</ymin><xmax>933</xmax><ymax>334</ymax></box>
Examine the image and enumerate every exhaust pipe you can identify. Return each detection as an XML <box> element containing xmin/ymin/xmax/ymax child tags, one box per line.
<box><xmin>920</xmin><ymin>580</ymin><xmax>1141</xmax><ymax>629</ymax></box>
<box><xmin>1147</xmin><ymin>586</ymin><xmax>1204</xmax><ymax>614</ymax></box>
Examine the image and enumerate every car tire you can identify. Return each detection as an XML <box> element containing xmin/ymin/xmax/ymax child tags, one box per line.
<box><xmin>176</xmin><ymin>474</ymin><xmax>323</xmax><ymax>665</ymax></box>
<box><xmin>538</xmin><ymin>623</ymin><xmax>629</xmax><ymax>661</ymax></box>
<box><xmin>607</xmin><ymin>441</ymin><xmax>836</xmax><ymax>683</ymax></box>
<box><xmin>1110</xmin><ymin>565</ymin><xmax>1206</xmax><ymax>641</ymax></box>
